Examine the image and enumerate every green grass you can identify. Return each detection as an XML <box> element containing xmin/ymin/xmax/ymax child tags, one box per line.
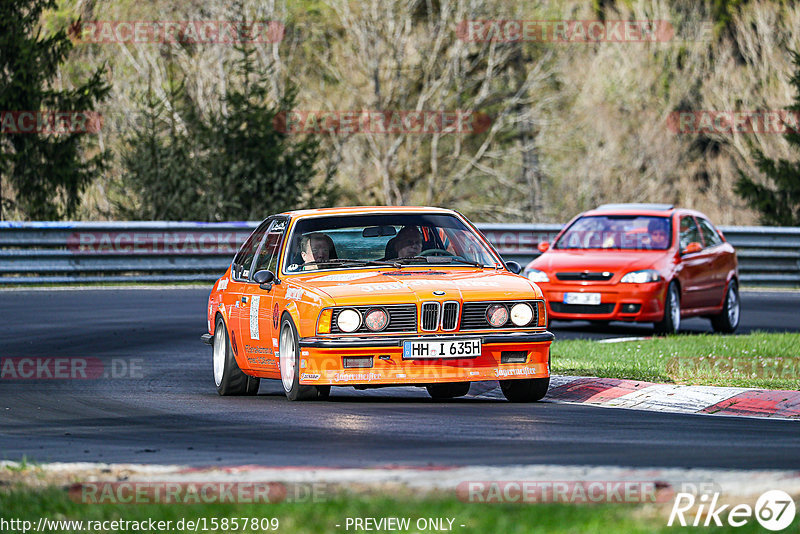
<box><xmin>551</xmin><ymin>332</ymin><xmax>800</xmax><ymax>389</ymax></box>
<box><xmin>3</xmin><ymin>456</ymin><xmax>35</xmax><ymax>473</ymax></box>
<box><xmin>0</xmin><ymin>486</ymin><xmax>790</xmax><ymax>534</ymax></box>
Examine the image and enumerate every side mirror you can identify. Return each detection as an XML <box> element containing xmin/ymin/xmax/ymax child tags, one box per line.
<box><xmin>253</xmin><ymin>269</ymin><xmax>275</xmax><ymax>290</ymax></box>
<box><xmin>682</xmin><ymin>242</ymin><xmax>702</xmax><ymax>255</ymax></box>
<box><xmin>506</xmin><ymin>261</ymin><xmax>522</xmax><ymax>274</ymax></box>
<box><xmin>537</xmin><ymin>241</ymin><xmax>550</xmax><ymax>253</ymax></box>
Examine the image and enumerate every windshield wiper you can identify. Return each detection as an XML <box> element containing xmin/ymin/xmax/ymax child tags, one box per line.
<box><xmin>430</xmin><ymin>257</ymin><xmax>485</xmax><ymax>268</ymax></box>
<box><xmin>393</xmin><ymin>256</ymin><xmax>429</xmax><ymax>264</ymax></box>
<box><xmin>303</xmin><ymin>258</ymin><xmax>401</xmax><ymax>268</ymax></box>
<box><xmin>449</xmin><ymin>258</ymin><xmax>485</xmax><ymax>268</ymax></box>
<box><xmin>394</xmin><ymin>256</ymin><xmax>485</xmax><ymax>268</ymax></box>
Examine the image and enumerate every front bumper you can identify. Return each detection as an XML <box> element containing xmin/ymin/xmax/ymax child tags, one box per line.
<box><xmin>296</xmin><ymin>331</ymin><xmax>553</xmax><ymax>386</ymax></box>
<box><xmin>541</xmin><ymin>281</ymin><xmax>666</xmax><ymax>322</ymax></box>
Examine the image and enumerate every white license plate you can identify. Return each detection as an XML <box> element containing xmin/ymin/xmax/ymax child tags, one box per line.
<box><xmin>402</xmin><ymin>338</ymin><xmax>482</xmax><ymax>359</ymax></box>
<box><xmin>563</xmin><ymin>292</ymin><xmax>602</xmax><ymax>305</ymax></box>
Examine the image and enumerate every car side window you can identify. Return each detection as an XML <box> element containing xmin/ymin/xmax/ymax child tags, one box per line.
<box><xmin>252</xmin><ymin>219</ymin><xmax>287</xmax><ymax>277</ymax></box>
<box><xmin>232</xmin><ymin>220</ymin><xmax>271</xmax><ymax>281</ymax></box>
<box><xmin>679</xmin><ymin>216</ymin><xmax>701</xmax><ymax>251</ymax></box>
<box><xmin>697</xmin><ymin>218</ymin><xmax>722</xmax><ymax>248</ymax></box>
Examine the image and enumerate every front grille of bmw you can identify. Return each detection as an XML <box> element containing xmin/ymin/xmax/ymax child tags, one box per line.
<box><xmin>421</xmin><ymin>301</ymin><xmax>459</xmax><ymax>331</ymax></box>
<box><xmin>421</xmin><ymin>300</ymin><xmax>540</xmax><ymax>331</ymax></box>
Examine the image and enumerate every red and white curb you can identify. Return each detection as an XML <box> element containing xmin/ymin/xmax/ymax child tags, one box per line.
<box><xmin>468</xmin><ymin>377</ymin><xmax>800</xmax><ymax>419</ymax></box>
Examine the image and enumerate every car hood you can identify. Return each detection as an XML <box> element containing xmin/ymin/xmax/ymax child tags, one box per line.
<box><xmin>529</xmin><ymin>249</ymin><xmax>665</xmax><ymax>275</ymax></box>
<box><xmin>291</xmin><ymin>268</ymin><xmax>541</xmax><ymax>305</ymax></box>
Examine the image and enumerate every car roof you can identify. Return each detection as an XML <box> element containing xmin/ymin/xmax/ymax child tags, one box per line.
<box><xmin>279</xmin><ymin>206</ymin><xmax>458</xmax><ymax>219</ymax></box>
<box><xmin>595</xmin><ymin>203</ymin><xmax>674</xmax><ymax>211</ymax></box>
<box><xmin>581</xmin><ymin>203</ymin><xmax>709</xmax><ymax>219</ymax></box>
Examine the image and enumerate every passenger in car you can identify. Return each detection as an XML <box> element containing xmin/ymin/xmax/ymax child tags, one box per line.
<box><xmin>385</xmin><ymin>226</ymin><xmax>423</xmax><ymax>259</ymax></box>
<box><xmin>602</xmin><ymin>221</ymin><xmax>621</xmax><ymax>248</ymax></box>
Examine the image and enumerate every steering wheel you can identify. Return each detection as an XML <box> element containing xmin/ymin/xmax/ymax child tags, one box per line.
<box><xmin>418</xmin><ymin>248</ymin><xmax>455</xmax><ymax>257</ymax></box>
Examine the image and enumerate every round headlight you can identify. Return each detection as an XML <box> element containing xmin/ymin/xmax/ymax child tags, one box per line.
<box><xmin>364</xmin><ymin>308</ymin><xmax>388</xmax><ymax>331</ymax></box>
<box><xmin>510</xmin><ymin>303</ymin><xmax>533</xmax><ymax>326</ymax></box>
<box><xmin>336</xmin><ymin>308</ymin><xmax>361</xmax><ymax>332</ymax></box>
<box><xmin>486</xmin><ymin>304</ymin><xmax>509</xmax><ymax>327</ymax></box>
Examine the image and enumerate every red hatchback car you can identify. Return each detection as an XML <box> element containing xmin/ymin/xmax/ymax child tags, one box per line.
<box><xmin>523</xmin><ymin>204</ymin><xmax>740</xmax><ymax>334</ymax></box>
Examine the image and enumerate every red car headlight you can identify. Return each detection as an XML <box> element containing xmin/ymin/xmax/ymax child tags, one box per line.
<box><xmin>620</xmin><ymin>269</ymin><xmax>661</xmax><ymax>283</ymax></box>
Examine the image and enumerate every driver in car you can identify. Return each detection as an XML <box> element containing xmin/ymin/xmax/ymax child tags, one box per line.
<box><xmin>646</xmin><ymin>219</ymin><xmax>669</xmax><ymax>250</ymax></box>
<box><xmin>388</xmin><ymin>226</ymin><xmax>423</xmax><ymax>259</ymax></box>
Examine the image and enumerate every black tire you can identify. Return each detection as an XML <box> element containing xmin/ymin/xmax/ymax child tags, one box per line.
<box><xmin>426</xmin><ymin>382</ymin><xmax>471</xmax><ymax>399</ymax></box>
<box><xmin>654</xmin><ymin>281</ymin><xmax>680</xmax><ymax>335</ymax></box>
<box><xmin>279</xmin><ymin>315</ymin><xmax>330</xmax><ymax>401</ymax></box>
<box><xmin>710</xmin><ymin>280</ymin><xmax>740</xmax><ymax>333</ymax></box>
<box><xmin>212</xmin><ymin>315</ymin><xmax>260</xmax><ymax>396</ymax></box>
<box><xmin>500</xmin><ymin>377</ymin><xmax>550</xmax><ymax>402</ymax></box>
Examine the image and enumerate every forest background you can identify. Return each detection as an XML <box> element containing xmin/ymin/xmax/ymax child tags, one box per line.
<box><xmin>2</xmin><ymin>0</ymin><xmax>799</xmax><ymax>224</ymax></box>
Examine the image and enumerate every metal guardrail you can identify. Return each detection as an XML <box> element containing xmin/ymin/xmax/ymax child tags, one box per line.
<box><xmin>0</xmin><ymin>221</ymin><xmax>798</xmax><ymax>286</ymax></box>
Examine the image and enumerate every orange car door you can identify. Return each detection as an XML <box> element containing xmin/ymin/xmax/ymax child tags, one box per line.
<box><xmin>229</xmin><ymin>221</ymin><xmax>271</xmax><ymax>372</ymax></box>
<box><xmin>238</xmin><ymin>218</ymin><xmax>287</xmax><ymax>374</ymax></box>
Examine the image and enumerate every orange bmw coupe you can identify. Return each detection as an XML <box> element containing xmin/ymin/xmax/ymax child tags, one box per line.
<box><xmin>522</xmin><ymin>204</ymin><xmax>739</xmax><ymax>334</ymax></box>
<box><xmin>202</xmin><ymin>207</ymin><xmax>553</xmax><ymax>401</ymax></box>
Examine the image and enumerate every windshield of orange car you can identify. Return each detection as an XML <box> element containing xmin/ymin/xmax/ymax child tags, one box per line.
<box><xmin>283</xmin><ymin>213</ymin><xmax>502</xmax><ymax>273</ymax></box>
<box><xmin>554</xmin><ymin>215</ymin><xmax>672</xmax><ymax>250</ymax></box>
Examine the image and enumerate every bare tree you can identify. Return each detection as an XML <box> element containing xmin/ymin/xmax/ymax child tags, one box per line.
<box><xmin>307</xmin><ymin>0</ymin><xmax>554</xmax><ymax>221</ymax></box>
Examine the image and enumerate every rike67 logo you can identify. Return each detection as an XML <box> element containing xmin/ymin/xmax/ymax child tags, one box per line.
<box><xmin>668</xmin><ymin>490</ymin><xmax>796</xmax><ymax>531</ymax></box>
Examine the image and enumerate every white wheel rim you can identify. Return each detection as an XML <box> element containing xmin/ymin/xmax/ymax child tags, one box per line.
<box><xmin>728</xmin><ymin>286</ymin><xmax>740</xmax><ymax>327</ymax></box>
<box><xmin>670</xmin><ymin>287</ymin><xmax>680</xmax><ymax>332</ymax></box>
<box><xmin>212</xmin><ymin>325</ymin><xmax>225</xmax><ymax>387</ymax></box>
<box><xmin>279</xmin><ymin>325</ymin><xmax>296</xmax><ymax>392</ymax></box>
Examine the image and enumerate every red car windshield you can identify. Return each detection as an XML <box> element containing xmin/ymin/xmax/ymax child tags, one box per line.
<box><xmin>554</xmin><ymin>215</ymin><xmax>672</xmax><ymax>250</ymax></box>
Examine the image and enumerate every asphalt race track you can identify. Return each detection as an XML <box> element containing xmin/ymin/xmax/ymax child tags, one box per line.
<box><xmin>1</xmin><ymin>288</ymin><xmax>799</xmax><ymax>469</ymax></box>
